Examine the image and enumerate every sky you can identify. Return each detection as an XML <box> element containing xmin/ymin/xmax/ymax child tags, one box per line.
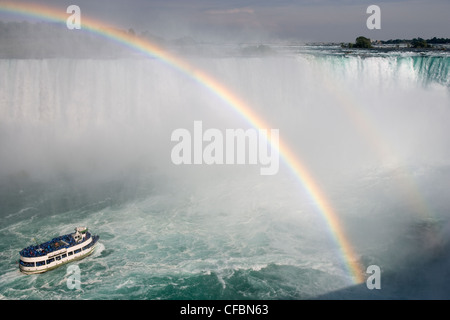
<box><xmin>0</xmin><ymin>0</ymin><xmax>449</xmax><ymax>43</ymax></box>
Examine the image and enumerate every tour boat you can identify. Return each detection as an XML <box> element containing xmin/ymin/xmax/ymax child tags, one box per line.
<box><xmin>19</xmin><ymin>227</ymin><xmax>99</xmax><ymax>274</ymax></box>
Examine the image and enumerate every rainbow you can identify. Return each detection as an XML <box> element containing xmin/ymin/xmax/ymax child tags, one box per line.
<box><xmin>0</xmin><ymin>1</ymin><xmax>365</xmax><ymax>284</ymax></box>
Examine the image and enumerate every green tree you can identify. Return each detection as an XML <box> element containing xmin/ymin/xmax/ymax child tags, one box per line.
<box><xmin>354</xmin><ymin>36</ymin><xmax>373</xmax><ymax>48</ymax></box>
<box><xmin>411</xmin><ymin>38</ymin><xmax>428</xmax><ymax>48</ymax></box>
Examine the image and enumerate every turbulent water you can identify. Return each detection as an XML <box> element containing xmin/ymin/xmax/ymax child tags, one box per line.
<box><xmin>1</xmin><ymin>44</ymin><xmax>450</xmax><ymax>299</ymax></box>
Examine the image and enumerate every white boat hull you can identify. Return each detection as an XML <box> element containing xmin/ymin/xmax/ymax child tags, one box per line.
<box><xmin>19</xmin><ymin>229</ymin><xmax>99</xmax><ymax>274</ymax></box>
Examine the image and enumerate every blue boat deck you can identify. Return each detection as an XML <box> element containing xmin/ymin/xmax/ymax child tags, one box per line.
<box><xmin>20</xmin><ymin>232</ymin><xmax>92</xmax><ymax>258</ymax></box>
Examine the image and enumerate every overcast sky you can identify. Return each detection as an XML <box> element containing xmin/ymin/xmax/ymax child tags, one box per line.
<box><xmin>0</xmin><ymin>0</ymin><xmax>449</xmax><ymax>42</ymax></box>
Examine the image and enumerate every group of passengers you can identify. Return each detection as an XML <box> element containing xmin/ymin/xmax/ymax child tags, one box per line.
<box><xmin>19</xmin><ymin>233</ymin><xmax>86</xmax><ymax>257</ymax></box>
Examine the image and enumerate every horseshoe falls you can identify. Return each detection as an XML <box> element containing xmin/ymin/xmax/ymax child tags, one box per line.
<box><xmin>1</xmin><ymin>45</ymin><xmax>450</xmax><ymax>300</ymax></box>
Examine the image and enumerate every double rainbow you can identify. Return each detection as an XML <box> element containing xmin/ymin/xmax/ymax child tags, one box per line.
<box><xmin>0</xmin><ymin>1</ymin><xmax>365</xmax><ymax>284</ymax></box>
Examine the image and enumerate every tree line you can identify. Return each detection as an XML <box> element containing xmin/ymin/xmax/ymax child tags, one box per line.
<box><xmin>381</xmin><ymin>37</ymin><xmax>450</xmax><ymax>45</ymax></box>
<box><xmin>342</xmin><ymin>36</ymin><xmax>450</xmax><ymax>49</ymax></box>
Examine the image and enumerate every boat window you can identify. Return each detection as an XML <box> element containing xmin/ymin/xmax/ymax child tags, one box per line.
<box><xmin>56</xmin><ymin>256</ymin><xmax>61</xmax><ymax>260</ymax></box>
<box><xmin>46</xmin><ymin>258</ymin><xmax>55</xmax><ymax>264</ymax></box>
<box><xmin>62</xmin><ymin>254</ymin><xmax>67</xmax><ymax>258</ymax></box>
<box><xmin>74</xmin><ymin>249</ymin><xmax>81</xmax><ymax>254</ymax></box>
<box><xmin>68</xmin><ymin>251</ymin><xmax>73</xmax><ymax>256</ymax></box>
<box><xmin>36</xmin><ymin>261</ymin><xmax>46</xmax><ymax>267</ymax></box>
<box><xmin>20</xmin><ymin>260</ymin><xmax>34</xmax><ymax>267</ymax></box>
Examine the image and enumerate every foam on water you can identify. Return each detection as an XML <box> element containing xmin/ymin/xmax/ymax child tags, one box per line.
<box><xmin>0</xmin><ymin>172</ymin><xmax>354</xmax><ymax>299</ymax></box>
